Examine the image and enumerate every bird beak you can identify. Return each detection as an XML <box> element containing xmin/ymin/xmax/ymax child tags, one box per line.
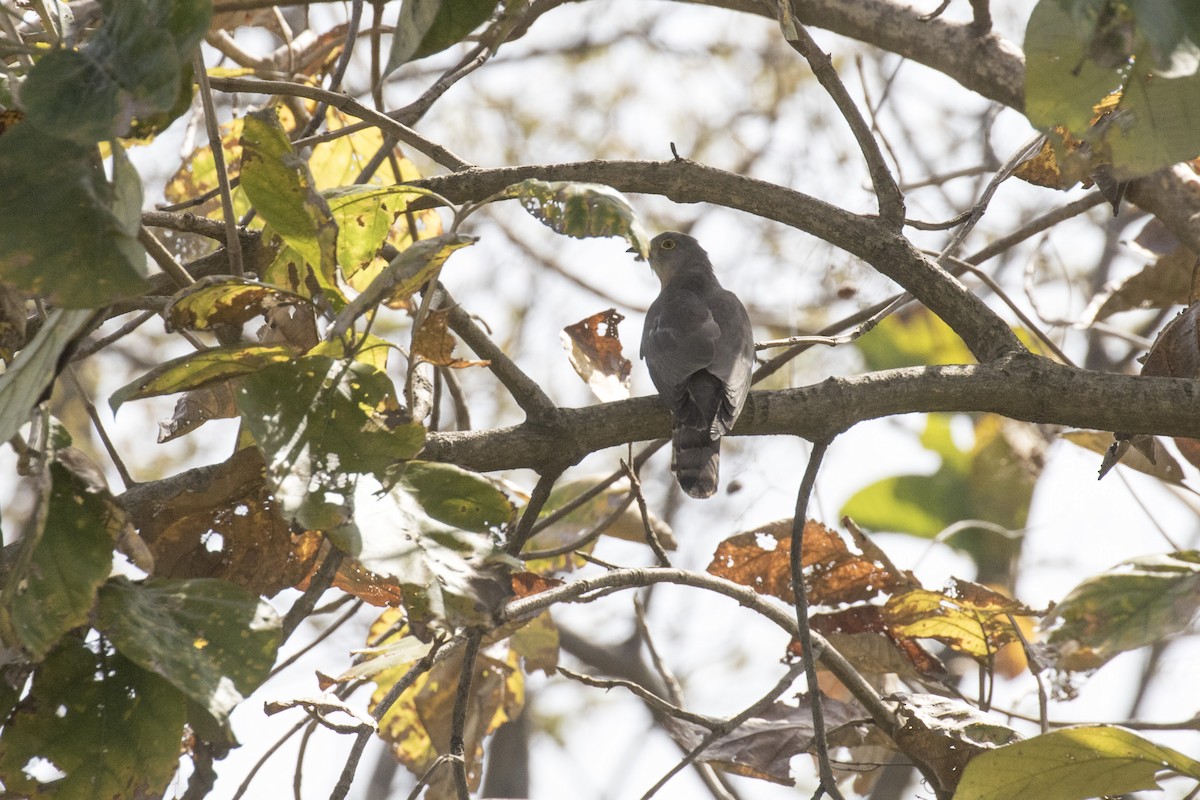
<box><xmin>627</xmin><ymin>246</ymin><xmax>645</xmax><ymax>262</ymax></box>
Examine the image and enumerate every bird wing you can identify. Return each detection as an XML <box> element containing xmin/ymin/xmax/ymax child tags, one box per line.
<box><xmin>705</xmin><ymin>288</ymin><xmax>755</xmax><ymax>434</ymax></box>
<box><xmin>641</xmin><ymin>285</ymin><xmax>720</xmax><ymax>406</ymax></box>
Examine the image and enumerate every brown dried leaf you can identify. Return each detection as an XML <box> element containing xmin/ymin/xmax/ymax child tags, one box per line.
<box><xmin>1142</xmin><ymin>302</ymin><xmax>1200</xmax><ymax>378</ymax></box>
<box><xmin>124</xmin><ymin>448</ymin><xmax>321</xmax><ymax>596</ymax></box>
<box><xmin>890</xmin><ymin>693</ymin><xmax>1022</xmax><ymax>796</ymax></box>
<box><xmin>1063</xmin><ymin>430</ymin><xmax>1185</xmax><ymax>484</ymax></box>
<box><xmin>663</xmin><ymin>697</ymin><xmax>860</xmax><ymax>786</ymax></box>
<box><xmin>157</xmin><ymin>382</ymin><xmax>238</xmax><ymax>443</ymax></box>
<box><xmin>807</xmin><ymin>608</ymin><xmax>949</xmax><ymax>681</ymax></box>
<box><xmin>412</xmin><ymin>307</ymin><xmax>489</xmax><ymax>368</ymax></box>
<box><xmin>511</xmin><ymin>571</ymin><xmax>563</xmax><ymax>599</ymax></box>
<box><xmin>560</xmin><ymin>308</ymin><xmax>632</xmax><ymax>402</ymax></box>
<box><xmin>1082</xmin><ymin>247</ymin><xmax>1199</xmax><ymax>323</ymax></box>
<box><xmin>707</xmin><ymin>519</ymin><xmax>914</xmax><ymax>606</ymax></box>
<box><xmin>295</xmin><ymin>546</ymin><xmax>406</xmax><ymax>608</ymax></box>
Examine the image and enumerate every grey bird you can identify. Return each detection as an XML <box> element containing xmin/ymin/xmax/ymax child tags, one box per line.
<box><xmin>639</xmin><ymin>232</ymin><xmax>755</xmax><ymax>498</ymax></box>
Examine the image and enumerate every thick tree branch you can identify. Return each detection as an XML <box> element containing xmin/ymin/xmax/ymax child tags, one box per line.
<box><xmin>410</xmin><ymin>158</ymin><xmax>1022</xmax><ymax>361</ymax></box>
<box><xmin>419</xmin><ymin>355</ymin><xmax>1200</xmax><ymax>473</ymax></box>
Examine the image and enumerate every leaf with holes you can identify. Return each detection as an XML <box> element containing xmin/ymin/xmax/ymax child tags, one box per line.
<box><xmin>505</xmin><ymin>179</ymin><xmax>650</xmax><ymax>257</ymax></box>
<box><xmin>164</xmin><ymin>278</ymin><xmax>309</xmax><ymax>333</ymax></box>
<box><xmin>1043</xmin><ymin>550</ymin><xmax>1200</xmax><ymax>670</ymax></box>
<box><xmin>0</xmin><ymin>460</ymin><xmax>119</xmax><ymax>659</ymax></box>
<box><xmin>110</xmin><ymin>345</ymin><xmax>295</xmax><ymax>414</ymax></box>
<box><xmin>884</xmin><ymin>579</ymin><xmax>1035</xmax><ymax>661</ymax></box>
<box><xmin>0</xmin><ymin>638</ymin><xmax>185</xmax><ymax>798</ymax></box>
<box><xmin>561</xmin><ymin>308</ymin><xmax>632</xmax><ymax>401</ymax></box>
<box><xmin>97</xmin><ymin>576</ymin><xmax>281</xmax><ymax>722</ymax></box>
<box><xmin>235</xmin><ymin>355</ymin><xmax>425</xmax><ymax>530</ymax></box>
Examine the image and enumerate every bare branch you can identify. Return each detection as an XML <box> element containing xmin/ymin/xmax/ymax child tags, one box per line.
<box><xmin>206</xmin><ymin>75</ymin><xmax>473</xmax><ymax>171</ymax></box>
<box><xmin>788</xmin><ymin>440</ymin><xmax>844</xmax><ymax>800</ymax></box>
<box><xmin>418</xmin><ymin>358</ymin><xmax>1200</xmax><ymax>474</ymax></box>
<box><xmin>193</xmin><ymin>53</ymin><xmax>245</xmax><ymax>277</ymax></box>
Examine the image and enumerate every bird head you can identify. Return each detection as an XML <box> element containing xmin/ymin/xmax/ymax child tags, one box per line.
<box><xmin>630</xmin><ymin>231</ymin><xmax>713</xmax><ymax>285</ymax></box>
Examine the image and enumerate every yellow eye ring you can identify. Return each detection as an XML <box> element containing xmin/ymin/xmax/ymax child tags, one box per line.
<box><xmin>661</xmin><ymin>239</ymin><xmax>676</xmax><ymax>250</ymax></box>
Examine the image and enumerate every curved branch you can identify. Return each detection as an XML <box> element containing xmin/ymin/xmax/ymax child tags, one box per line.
<box><xmin>410</xmin><ymin>158</ymin><xmax>1023</xmax><ymax>361</ymax></box>
<box><xmin>500</xmin><ymin>566</ymin><xmax>899</xmax><ymax>739</ymax></box>
<box><xmin>420</xmin><ymin>355</ymin><xmax>1200</xmax><ymax>472</ymax></box>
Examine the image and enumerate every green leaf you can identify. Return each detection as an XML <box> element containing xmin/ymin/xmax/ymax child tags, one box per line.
<box><xmin>0</xmin><ymin>308</ymin><xmax>93</xmax><ymax>444</ymax></box>
<box><xmin>235</xmin><ymin>355</ymin><xmax>425</xmax><ymax>530</ymax></box>
<box><xmin>328</xmin><ymin>482</ymin><xmax>507</xmax><ymax>627</ymax></box>
<box><xmin>0</xmin><ymin>461</ymin><xmax>118</xmax><ymax>659</ymax></box>
<box><xmin>955</xmin><ymin>725</ymin><xmax>1200</xmax><ymax>800</ymax></box>
<box><xmin>0</xmin><ymin>638</ymin><xmax>186</xmax><ymax>798</ymax></box>
<box><xmin>1025</xmin><ymin>0</ymin><xmax>1125</xmax><ymax>134</ymax></box>
<box><xmin>164</xmin><ymin>277</ymin><xmax>309</xmax><ymax>332</ymax></box>
<box><xmin>97</xmin><ymin>577</ymin><xmax>281</xmax><ymax>722</ymax></box>
<box><xmin>240</xmin><ymin>109</ymin><xmax>339</xmax><ymax>286</ymax></box>
<box><xmin>1043</xmin><ymin>550</ymin><xmax>1200</xmax><ymax>670</ymax></box>
<box><xmin>1024</xmin><ymin>0</ymin><xmax>1200</xmax><ymax>181</ymax></box>
<box><xmin>324</xmin><ymin>185</ymin><xmax>440</xmax><ymax>280</ymax></box>
<box><xmin>0</xmin><ymin>124</ymin><xmax>148</xmax><ymax>306</ymax></box>
<box><xmin>504</xmin><ymin>179</ymin><xmax>651</xmax><ymax>258</ymax></box>
<box><xmin>856</xmin><ymin>308</ymin><xmax>975</xmax><ymax>370</ymax></box>
<box><xmin>841</xmin><ymin>416</ymin><xmax>1035</xmax><ymax>537</ymax></box>
<box><xmin>397</xmin><ymin>462</ymin><xmax>515</xmax><ymax>533</ymax></box>
<box><xmin>20</xmin><ymin>50</ymin><xmax>120</xmax><ymax>144</ymax></box>
<box><xmin>385</xmin><ymin>0</ymin><xmax>500</xmax><ymax>74</ymax></box>
<box><xmin>109</xmin><ymin>344</ymin><xmax>296</xmax><ymax>413</ymax></box>
<box><xmin>1105</xmin><ymin>66</ymin><xmax>1200</xmax><ymax>180</ymax></box>
<box><xmin>330</xmin><ymin>233</ymin><xmax>476</xmax><ymax>338</ymax></box>
<box><xmin>20</xmin><ymin>0</ymin><xmax>211</xmax><ymax>144</ymax></box>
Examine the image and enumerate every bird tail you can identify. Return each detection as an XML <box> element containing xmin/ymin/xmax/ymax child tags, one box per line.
<box><xmin>672</xmin><ymin>425</ymin><xmax>720</xmax><ymax>498</ymax></box>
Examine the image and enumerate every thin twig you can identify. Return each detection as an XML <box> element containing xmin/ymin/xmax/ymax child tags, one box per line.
<box><xmin>206</xmin><ymin>75</ymin><xmax>473</xmax><ymax>171</ymax></box>
<box><xmin>1006</xmin><ymin>611</ymin><xmax>1048</xmax><ymax>735</ymax></box>
<box><xmin>638</xmin><ymin>662</ymin><xmax>807</xmax><ymax>800</ymax></box>
<box><xmin>450</xmin><ymin>630</ymin><xmax>484</xmax><ymax>800</ymax></box>
<box><xmin>137</xmin><ymin>226</ymin><xmax>196</xmax><ymax>287</ymax></box>
<box><xmin>439</xmin><ymin>288</ymin><xmax>559</xmax><ymax>424</ymax></box>
<box><xmin>269</xmin><ymin>598</ymin><xmax>363</xmax><ymax>680</ymax></box>
<box><xmin>938</xmin><ymin>254</ymin><xmax>1073</xmax><ymax>365</ymax></box>
<box><xmin>71</xmin><ymin>310</ymin><xmax>157</xmax><ymax>362</ymax></box>
<box><xmin>232</xmin><ymin>718</ymin><xmax>315</xmax><ymax>799</ymax></box>
<box><xmin>280</xmin><ymin>547</ymin><xmax>345</xmax><ymax>643</ymax></box>
<box><xmin>777</xmin><ymin>11</ymin><xmax>904</xmax><ymax>225</ymax></box>
<box><xmin>192</xmin><ymin>53</ymin><xmax>245</xmax><ymax>277</ymax></box>
<box><xmin>557</xmin><ymin>666</ymin><xmax>720</xmax><ymax>727</ymax></box>
<box><xmin>332</xmin><ymin>637</ymin><xmax>454</xmax><ymax>800</ymax></box>
<box><xmin>621</xmin><ymin>459</ymin><xmax>670</xmax><ymax>566</ymax></box>
<box><xmin>63</xmin><ymin>367</ymin><xmax>134</xmax><ymax>489</ymax></box>
<box><xmin>753</xmin><ymin>192</ymin><xmax>1104</xmax><ymax>382</ymax></box>
<box><xmin>933</xmin><ymin>134</ymin><xmax>1046</xmax><ymax>267</ymax></box>
<box><xmin>789</xmin><ymin>439</ymin><xmax>844</xmax><ymax>800</ymax></box>
<box><xmin>506</xmin><ymin>467</ymin><xmax>565</xmax><ymax>557</ymax></box>
<box><xmin>438</xmin><ymin>365</ymin><xmax>472</xmax><ymax>430</ymax></box>
<box><xmin>295</xmin><ymin>0</ymin><xmax>362</xmax><ymax>139</ymax></box>
<box><xmin>501</xmin><ymin>568</ymin><xmax>898</xmax><ymax>740</ymax></box>
<box><xmin>529</xmin><ymin>441</ymin><xmax>666</xmax><ymax>536</ymax></box>
<box><xmin>519</xmin><ymin>492</ymin><xmax>634</xmax><ymax>560</ymax></box>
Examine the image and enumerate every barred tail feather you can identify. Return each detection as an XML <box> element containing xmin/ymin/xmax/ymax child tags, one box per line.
<box><xmin>673</xmin><ymin>425</ymin><xmax>721</xmax><ymax>498</ymax></box>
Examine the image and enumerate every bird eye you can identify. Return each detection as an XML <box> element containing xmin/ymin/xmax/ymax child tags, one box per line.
<box><xmin>661</xmin><ymin>239</ymin><xmax>676</xmax><ymax>250</ymax></box>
